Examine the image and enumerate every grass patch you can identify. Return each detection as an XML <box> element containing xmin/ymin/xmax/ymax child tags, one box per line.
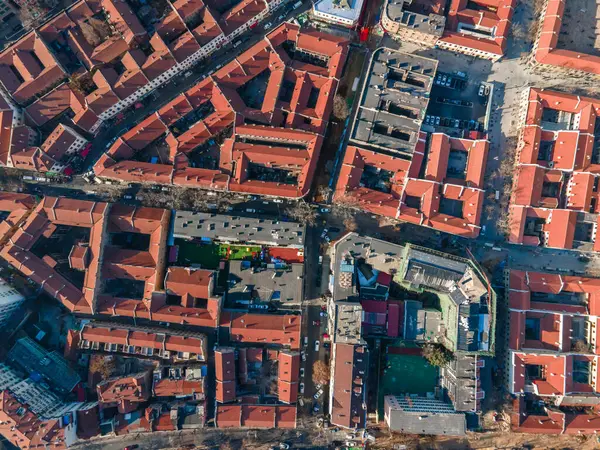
<box><xmin>175</xmin><ymin>240</ymin><xmax>221</xmax><ymax>270</ymax></box>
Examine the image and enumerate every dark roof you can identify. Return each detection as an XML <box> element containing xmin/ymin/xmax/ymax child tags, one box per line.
<box><xmin>7</xmin><ymin>337</ymin><xmax>81</xmax><ymax>395</ymax></box>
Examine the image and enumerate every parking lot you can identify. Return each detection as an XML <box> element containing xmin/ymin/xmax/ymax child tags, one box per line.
<box><xmin>424</xmin><ymin>71</ymin><xmax>491</xmax><ymax>136</ymax></box>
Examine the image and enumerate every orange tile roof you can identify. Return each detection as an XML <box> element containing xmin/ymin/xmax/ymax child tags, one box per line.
<box><xmin>216</xmin><ymin>404</ymin><xmax>296</xmax><ymax>429</ymax></box>
<box><xmin>97</xmin><ymin>372</ymin><xmax>151</xmax><ymax>414</ymax></box>
<box><xmin>510</xmin><ymin>88</ymin><xmax>600</xmax><ymax>249</ymax></box>
<box><xmin>227</xmin><ymin>313</ymin><xmax>302</xmax><ymax>349</ymax></box>
<box><xmin>440</xmin><ymin>0</ymin><xmax>516</xmax><ymax>58</ymax></box>
<box><xmin>0</xmin><ymin>391</ymin><xmax>68</xmax><ymax>450</ymax></box>
<box><xmin>93</xmin><ymin>24</ymin><xmax>348</xmax><ymax>198</ymax></box>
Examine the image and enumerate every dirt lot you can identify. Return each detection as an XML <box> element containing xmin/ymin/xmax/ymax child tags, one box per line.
<box><xmin>371</xmin><ymin>430</ymin><xmax>599</xmax><ymax>449</ymax></box>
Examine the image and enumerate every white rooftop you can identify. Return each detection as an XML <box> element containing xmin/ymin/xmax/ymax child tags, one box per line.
<box><xmin>314</xmin><ymin>0</ymin><xmax>366</xmax><ymax>22</ymax></box>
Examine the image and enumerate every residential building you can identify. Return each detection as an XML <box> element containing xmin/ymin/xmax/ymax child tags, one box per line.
<box><xmin>329</xmin><ymin>343</ymin><xmax>369</xmax><ymax>429</ymax></box>
<box><xmin>335</xmin><ymin>48</ymin><xmax>488</xmax><ymax>238</ymax></box>
<box><xmin>75</xmin><ymin>322</ymin><xmax>208</xmax><ymax>363</ymax></box>
<box><xmin>278</xmin><ymin>351</ymin><xmax>300</xmax><ymax>404</ymax></box>
<box><xmin>532</xmin><ymin>0</ymin><xmax>600</xmax><ymax>76</ymax></box>
<box><xmin>215</xmin><ymin>404</ymin><xmax>297</xmax><ymax>428</ymax></box>
<box><xmin>172</xmin><ymin>211</ymin><xmax>306</xmax><ymax>248</ymax></box>
<box><xmin>93</xmin><ymin>23</ymin><xmax>349</xmax><ymax>198</ymax></box>
<box><xmin>97</xmin><ymin>372</ymin><xmax>152</xmax><ymax>414</ymax></box>
<box><xmin>220</xmin><ymin>312</ymin><xmax>302</xmax><ymax>349</ymax></box>
<box><xmin>7</xmin><ymin>337</ymin><xmax>81</xmax><ymax>395</ymax></box>
<box><xmin>0</xmin><ymin>277</ymin><xmax>24</xmax><ymax>327</ymax></box>
<box><xmin>507</xmin><ymin>270</ymin><xmax>600</xmax><ymax>433</ymax></box>
<box><xmin>227</xmin><ymin>259</ymin><xmax>304</xmax><ymax>308</ymax></box>
<box><xmin>436</xmin><ymin>0</ymin><xmax>516</xmax><ymax>61</ymax></box>
<box><xmin>152</xmin><ymin>366</ymin><xmax>205</xmax><ymax>400</ymax></box>
<box><xmin>312</xmin><ymin>0</ymin><xmax>366</xmax><ymax>28</ymax></box>
<box><xmin>398</xmin><ymin>246</ymin><xmax>492</xmax><ymax>353</ymax></box>
<box><xmin>509</xmin><ymin>88</ymin><xmax>600</xmax><ymax>251</ymax></box>
<box><xmin>381</xmin><ymin>0</ymin><xmax>446</xmax><ymax>46</ymax></box>
<box><xmin>349</xmin><ymin>49</ymin><xmax>436</xmax><ymax>156</ymax></box>
<box><xmin>0</xmin><ymin>0</ymin><xmax>14</xmax><ymax>22</ymax></box>
<box><xmin>214</xmin><ymin>347</ymin><xmax>237</xmax><ymax>404</ymax></box>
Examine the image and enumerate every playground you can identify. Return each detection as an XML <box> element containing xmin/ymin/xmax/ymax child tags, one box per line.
<box><xmin>378</xmin><ymin>349</ymin><xmax>439</xmax><ymax>416</ymax></box>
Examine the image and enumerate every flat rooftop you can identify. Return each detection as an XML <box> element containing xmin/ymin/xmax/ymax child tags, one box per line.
<box><xmin>314</xmin><ymin>0</ymin><xmax>366</xmax><ymax>22</ymax></box>
<box><xmin>227</xmin><ymin>260</ymin><xmax>303</xmax><ymax>307</ymax></box>
<box><xmin>173</xmin><ymin>211</ymin><xmax>305</xmax><ymax>248</ymax></box>
<box><xmin>350</xmin><ymin>48</ymin><xmax>437</xmax><ymax>156</ymax></box>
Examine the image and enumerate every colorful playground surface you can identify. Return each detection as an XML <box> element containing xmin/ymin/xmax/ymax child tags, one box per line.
<box><xmin>173</xmin><ymin>240</ymin><xmax>263</xmax><ymax>270</ymax></box>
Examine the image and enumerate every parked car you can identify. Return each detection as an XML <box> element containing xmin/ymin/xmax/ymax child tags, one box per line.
<box><xmin>320</xmin><ymin>311</ymin><xmax>327</xmax><ymax>317</ymax></box>
<box><xmin>314</xmin><ymin>340</ymin><xmax>320</xmax><ymax>352</ymax></box>
<box><xmin>314</xmin><ymin>389</ymin><xmax>324</xmax><ymax>399</ymax></box>
<box><xmin>300</xmin><ymin>368</ymin><xmax>305</xmax><ymax>377</ymax></box>
<box><xmin>435</xmin><ymin>116</ymin><xmax>440</xmax><ymax>126</ymax></box>
<box><xmin>301</xmin><ymin>351</ymin><xmax>306</xmax><ymax>361</ymax></box>
<box><xmin>478</xmin><ymin>84</ymin><xmax>486</xmax><ymax>96</ymax></box>
<box><xmin>299</xmin><ymin>383</ymin><xmax>305</xmax><ymax>394</ymax></box>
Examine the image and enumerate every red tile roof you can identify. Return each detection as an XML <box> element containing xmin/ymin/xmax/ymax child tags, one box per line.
<box><xmin>226</xmin><ymin>312</ymin><xmax>302</xmax><ymax>349</ymax></box>
<box><xmin>216</xmin><ymin>404</ymin><xmax>296</xmax><ymax>429</ymax></box>
<box><xmin>0</xmin><ymin>391</ymin><xmax>68</xmax><ymax>449</ymax></box>
<box><xmin>93</xmin><ymin>23</ymin><xmax>348</xmax><ymax>198</ymax></box>
<box><xmin>97</xmin><ymin>372</ymin><xmax>151</xmax><ymax>414</ymax></box>
<box><xmin>534</xmin><ymin>0</ymin><xmax>600</xmax><ymax>74</ymax></box>
<box><xmin>439</xmin><ymin>0</ymin><xmax>516</xmax><ymax>58</ymax></box>
<box><xmin>509</xmin><ymin>88</ymin><xmax>600</xmax><ymax>250</ymax></box>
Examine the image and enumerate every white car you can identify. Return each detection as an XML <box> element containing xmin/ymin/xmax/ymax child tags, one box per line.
<box><xmin>300</xmin><ymin>368</ymin><xmax>305</xmax><ymax>377</ymax></box>
<box><xmin>299</xmin><ymin>383</ymin><xmax>305</xmax><ymax>394</ymax></box>
<box><xmin>320</xmin><ymin>311</ymin><xmax>327</xmax><ymax>317</ymax></box>
<box><xmin>314</xmin><ymin>389</ymin><xmax>324</xmax><ymax>399</ymax></box>
<box><xmin>264</xmin><ymin>22</ymin><xmax>273</xmax><ymax>29</ymax></box>
<box><xmin>314</xmin><ymin>340</ymin><xmax>320</xmax><ymax>352</ymax></box>
<box><xmin>301</xmin><ymin>351</ymin><xmax>306</xmax><ymax>362</ymax></box>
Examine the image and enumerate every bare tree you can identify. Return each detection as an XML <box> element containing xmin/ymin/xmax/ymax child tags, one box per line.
<box><xmin>88</xmin><ymin>17</ymin><xmax>112</xmax><ymax>40</ymax></box>
<box><xmin>79</xmin><ymin>21</ymin><xmax>102</xmax><ymax>46</ymax></box>
<box><xmin>333</xmin><ymin>94</ymin><xmax>350</xmax><ymax>120</ymax></box>
<box><xmin>312</xmin><ymin>360</ymin><xmax>330</xmax><ymax>386</ymax></box>
<box><xmin>284</xmin><ymin>201</ymin><xmax>317</xmax><ymax>225</ymax></box>
<box><xmin>343</xmin><ymin>216</ymin><xmax>358</xmax><ymax>232</ymax></box>
<box><xmin>331</xmin><ymin>195</ymin><xmax>359</xmax><ymax>220</ymax></box>
<box><xmin>89</xmin><ymin>355</ymin><xmax>116</xmax><ymax>381</ymax></box>
<box><xmin>422</xmin><ymin>344</ymin><xmax>453</xmax><ymax>368</ymax></box>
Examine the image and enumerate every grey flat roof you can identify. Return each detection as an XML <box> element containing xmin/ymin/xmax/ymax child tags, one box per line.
<box><xmin>314</xmin><ymin>0</ymin><xmax>366</xmax><ymax>21</ymax></box>
<box><xmin>349</xmin><ymin>48</ymin><xmax>437</xmax><ymax>157</ymax></box>
<box><xmin>332</xmin><ymin>301</ymin><xmax>363</xmax><ymax>344</ymax></box>
<box><xmin>384</xmin><ymin>395</ymin><xmax>466</xmax><ymax>436</ymax></box>
<box><xmin>385</xmin><ymin>0</ymin><xmax>446</xmax><ymax>37</ymax></box>
<box><xmin>332</xmin><ymin>233</ymin><xmax>405</xmax><ymax>302</ymax></box>
<box><xmin>228</xmin><ymin>260</ymin><xmax>303</xmax><ymax>306</ymax></box>
<box><xmin>442</xmin><ymin>353</ymin><xmax>480</xmax><ymax>412</ymax></box>
<box><xmin>7</xmin><ymin>337</ymin><xmax>81</xmax><ymax>395</ymax></box>
<box><xmin>172</xmin><ymin>211</ymin><xmax>305</xmax><ymax>248</ymax></box>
